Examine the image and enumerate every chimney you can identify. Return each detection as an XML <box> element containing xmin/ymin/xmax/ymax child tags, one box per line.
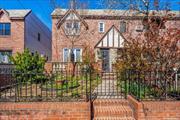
<box><xmin>70</xmin><ymin>0</ymin><xmax>76</xmax><ymax>10</ymax></box>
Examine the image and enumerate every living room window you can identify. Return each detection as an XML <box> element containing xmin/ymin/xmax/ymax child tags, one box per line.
<box><xmin>63</xmin><ymin>48</ymin><xmax>82</xmax><ymax>62</ymax></box>
<box><xmin>0</xmin><ymin>51</ymin><xmax>12</xmax><ymax>64</ymax></box>
<box><xmin>0</xmin><ymin>23</ymin><xmax>11</xmax><ymax>36</ymax></box>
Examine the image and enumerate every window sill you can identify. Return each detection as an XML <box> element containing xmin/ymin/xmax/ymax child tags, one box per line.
<box><xmin>0</xmin><ymin>63</ymin><xmax>13</xmax><ymax>65</ymax></box>
<box><xmin>0</xmin><ymin>35</ymin><xmax>11</xmax><ymax>38</ymax></box>
<box><xmin>99</xmin><ymin>31</ymin><xmax>105</xmax><ymax>34</ymax></box>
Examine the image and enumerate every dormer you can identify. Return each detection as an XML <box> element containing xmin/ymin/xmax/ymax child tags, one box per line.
<box><xmin>56</xmin><ymin>9</ymin><xmax>88</xmax><ymax>36</ymax></box>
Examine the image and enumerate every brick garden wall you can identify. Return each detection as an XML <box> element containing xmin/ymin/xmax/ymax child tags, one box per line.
<box><xmin>127</xmin><ymin>95</ymin><xmax>180</xmax><ymax>120</ymax></box>
<box><xmin>0</xmin><ymin>102</ymin><xmax>90</xmax><ymax>120</ymax></box>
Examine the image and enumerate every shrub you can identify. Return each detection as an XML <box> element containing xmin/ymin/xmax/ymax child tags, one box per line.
<box><xmin>10</xmin><ymin>49</ymin><xmax>46</xmax><ymax>83</ymax></box>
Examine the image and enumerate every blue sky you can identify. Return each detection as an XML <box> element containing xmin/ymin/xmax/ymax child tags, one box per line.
<box><xmin>0</xmin><ymin>0</ymin><xmax>179</xmax><ymax>30</ymax></box>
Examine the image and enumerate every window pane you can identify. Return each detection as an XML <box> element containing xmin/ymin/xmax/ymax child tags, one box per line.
<box><xmin>38</xmin><ymin>33</ymin><xmax>41</xmax><ymax>41</ymax></box>
<box><xmin>0</xmin><ymin>24</ymin><xmax>3</xmax><ymax>35</ymax></box>
<box><xmin>5</xmin><ymin>23</ymin><xmax>10</xmax><ymax>35</ymax></box>
<box><xmin>66</xmin><ymin>22</ymin><xmax>72</xmax><ymax>29</ymax></box>
<box><xmin>120</xmin><ymin>21</ymin><xmax>126</xmax><ymax>33</ymax></box>
<box><xmin>0</xmin><ymin>51</ymin><xmax>12</xmax><ymax>64</ymax></box>
<box><xmin>75</xmin><ymin>49</ymin><xmax>81</xmax><ymax>62</ymax></box>
<box><xmin>99</xmin><ymin>23</ymin><xmax>104</xmax><ymax>32</ymax></box>
<box><xmin>63</xmin><ymin>49</ymin><xmax>69</xmax><ymax>62</ymax></box>
<box><xmin>73</xmin><ymin>22</ymin><xmax>79</xmax><ymax>29</ymax></box>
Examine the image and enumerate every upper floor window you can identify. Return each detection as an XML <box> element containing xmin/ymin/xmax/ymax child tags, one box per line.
<box><xmin>120</xmin><ymin>21</ymin><xmax>126</xmax><ymax>33</ymax></box>
<box><xmin>0</xmin><ymin>51</ymin><xmax>12</xmax><ymax>64</ymax></box>
<box><xmin>38</xmin><ymin>33</ymin><xmax>41</xmax><ymax>41</ymax></box>
<box><xmin>0</xmin><ymin>23</ymin><xmax>11</xmax><ymax>36</ymax></box>
<box><xmin>99</xmin><ymin>22</ymin><xmax>105</xmax><ymax>33</ymax></box>
<box><xmin>65</xmin><ymin>21</ymin><xmax>80</xmax><ymax>36</ymax></box>
<box><xmin>136</xmin><ymin>24</ymin><xmax>144</xmax><ymax>32</ymax></box>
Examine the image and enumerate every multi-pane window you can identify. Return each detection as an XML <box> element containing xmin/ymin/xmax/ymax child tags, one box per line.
<box><xmin>0</xmin><ymin>23</ymin><xmax>11</xmax><ymax>35</ymax></box>
<box><xmin>63</xmin><ymin>48</ymin><xmax>82</xmax><ymax>62</ymax></box>
<box><xmin>65</xmin><ymin>21</ymin><xmax>80</xmax><ymax>35</ymax></box>
<box><xmin>63</xmin><ymin>48</ymin><xmax>69</xmax><ymax>62</ymax></box>
<box><xmin>99</xmin><ymin>22</ymin><xmax>104</xmax><ymax>33</ymax></box>
<box><xmin>120</xmin><ymin>21</ymin><xmax>126</xmax><ymax>33</ymax></box>
<box><xmin>0</xmin><ymin>51</ymin><xmax>12</xmax><ymax>64</ymax></box>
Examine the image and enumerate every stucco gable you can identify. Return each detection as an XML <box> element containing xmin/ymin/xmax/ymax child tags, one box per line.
<box><xmin>56</xmin><ymin>9</ymin><xmax>88</xmax><ymax>30</ymax></box>
<box><xmin>95</xmin><ymin>25</ymin><xmax>126</xmax><ymax>48</ymax></box>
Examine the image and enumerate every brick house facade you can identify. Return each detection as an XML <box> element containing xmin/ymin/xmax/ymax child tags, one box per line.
<box><xmin>0</xmin><ymin>9</ymin><xmax>51</xmax><ymax>63</ymax></box>
<box><xmin>51</xmin><ymin>8</ymin><xmax>180</xmax><ymax>72</ymax></box>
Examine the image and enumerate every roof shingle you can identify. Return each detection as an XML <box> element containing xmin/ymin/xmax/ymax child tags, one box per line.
<box><xmin>4</xmin><ymin>9</ymin><xmax>31</xmax><ymax>18</ymax></box>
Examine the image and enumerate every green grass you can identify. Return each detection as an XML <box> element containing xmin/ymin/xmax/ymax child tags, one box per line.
<box><xmin>117</xmin><ymin>78</ymin><xmax>158</xmax><ymax>99</ymax></box>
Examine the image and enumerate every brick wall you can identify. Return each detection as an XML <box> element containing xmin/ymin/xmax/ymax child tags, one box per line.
<box><xmin>52</xmin><ymin>13</ymin><xmax>180</xmax><ymax>62</ymax></box>
<box><xmin>127</xmin><ymin>95</ymin><xmax>180</xmax><ymax>120</ymax></box>
<box><xmin>0</xmin><ymin>102</ymin><xmax>90</xmax><ymax>120</ymax></box>
<box><xmin>0</xmin><ymin>12</ymin><xmax>25</xmax><ymax>54</ymax></box>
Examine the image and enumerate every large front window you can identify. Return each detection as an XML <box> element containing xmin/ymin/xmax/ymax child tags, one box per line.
<box><xmin>63</xmin><ymin>48</ymin><xmax>82</xmax><ymax>62</ymax></box>
<box><xmin>65</xmin><ymin>21</ymin><xmax>80</xmax><ymax>36</ymax></box>
<box><xmin>0</xmin><ymin>51</ymin><xmax>12</xmax><ymax>64</ymax></box>
<box><xmin>0</xmin><ymin>23</ymin><xmax>11</xmax><ymax>36</ymax></box>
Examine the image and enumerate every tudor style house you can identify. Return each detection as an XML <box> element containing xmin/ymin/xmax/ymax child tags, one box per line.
<box><xmin>0</xmin><ymin>9</ymin><xmax>52</xmax><ymax>63</ymax></box>
<box><xmin>51</xmin><ymin>8</ymin><xmax>180</xmax><ymax>72</ymax></box>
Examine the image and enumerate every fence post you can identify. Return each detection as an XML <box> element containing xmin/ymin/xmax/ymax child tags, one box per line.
<box><xmin>89</xmin><ymin>69</ymin><xmax>92</xmax><ymax>102</ymax></box>
<box><xmin>85</xmin><ymin>70</ymin><xmax>88</xmax><ymax>102</ymax></box>
<box><xmin>125</xmin><ymin>70</ymin><xmax>128</xmax><ymax>99</ymax></box>
<box><xmin>138</xmin><ymin>71</ymin><xmax>141</xmax><ymax>101</ymax></box>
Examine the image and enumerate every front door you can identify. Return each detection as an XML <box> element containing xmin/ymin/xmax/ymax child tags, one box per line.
<box><xmin>101</xmin><ymin>49</ymin><xmax>110</xmax><ymax>72</ymax></box>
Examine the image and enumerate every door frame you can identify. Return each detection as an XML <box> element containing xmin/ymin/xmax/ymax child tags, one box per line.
<box><xmin>100</xmin><ymin>48</ymin><xmax>110</xmax><ymax>72</ymax></box>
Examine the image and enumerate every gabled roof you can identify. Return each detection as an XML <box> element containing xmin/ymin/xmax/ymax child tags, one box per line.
<box><xmin>56</xmin><ymin>9</ymin><xmax>89</xmax><ymax>30</ymax></box>
<box><xmin>0</xmin><ymin>9</ymin><xmax>31</xmax><ymax>19</ymax></box>
<box><xmin>95</xmin><ymin>25</ymin><xmax>126</xmax><ymax>48</ymax></box>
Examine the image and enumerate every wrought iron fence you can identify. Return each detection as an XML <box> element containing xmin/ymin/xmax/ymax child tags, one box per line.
<box><xmin>0</xmin><ymin>70</ymin><xmax>93</xmax><ymax>102</ymax></box>
<box><xmin>0</xmin><ymin>65</ymin><xmax>180</xmax><ymax>102</ymax></box>
<box><xmin>124</xmin><ymin>69</ymin><xmax>180</xmax><ymax>101</ymax></box>
<box><xmin>91</xmin><ymin>72</ymin><xmax>127</xmax><ymax>99</ymax></box>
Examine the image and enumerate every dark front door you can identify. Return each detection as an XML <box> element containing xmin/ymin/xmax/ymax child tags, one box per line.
<box><xmin>101</xmin><ymin>49</ymin><xmax>110</xmax><ymax>72</ymax></box>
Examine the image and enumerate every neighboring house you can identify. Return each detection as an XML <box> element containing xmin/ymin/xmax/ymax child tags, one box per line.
<box><xmin>51</xmin><ymin>8</ymin><xmax>180</xmax><ymax>72</ymax></box>
<box><xmin>0</xmin><ymin>9</ymin><xmax>52</xmax><ymax>64</ymax></box>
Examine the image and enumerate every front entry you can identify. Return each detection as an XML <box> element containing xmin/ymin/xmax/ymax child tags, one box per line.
<box><xmin>100</xmin><ymin>49</ymin><xmax>110</xmax><ymax>72</ymax></box>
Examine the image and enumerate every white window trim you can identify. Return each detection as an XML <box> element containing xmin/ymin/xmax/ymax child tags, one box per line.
<box><xmin>73</xmin><ymin>48</ymin><xmax>82</xmax><ymax>62</ymax></box>
<box><xmin>99</xmin><ymin>22</ymin><xmax>105</xmax><ymax>33</ymax></box>
<box><xmin>63</xmin><ymin>48</ymin><xmax>82</xmax><ymax>62</ymax></box>
<box><xmin>63</xmin><ymin>48</ymin><xmax>69</xmax><ymax>62</ymax></box>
